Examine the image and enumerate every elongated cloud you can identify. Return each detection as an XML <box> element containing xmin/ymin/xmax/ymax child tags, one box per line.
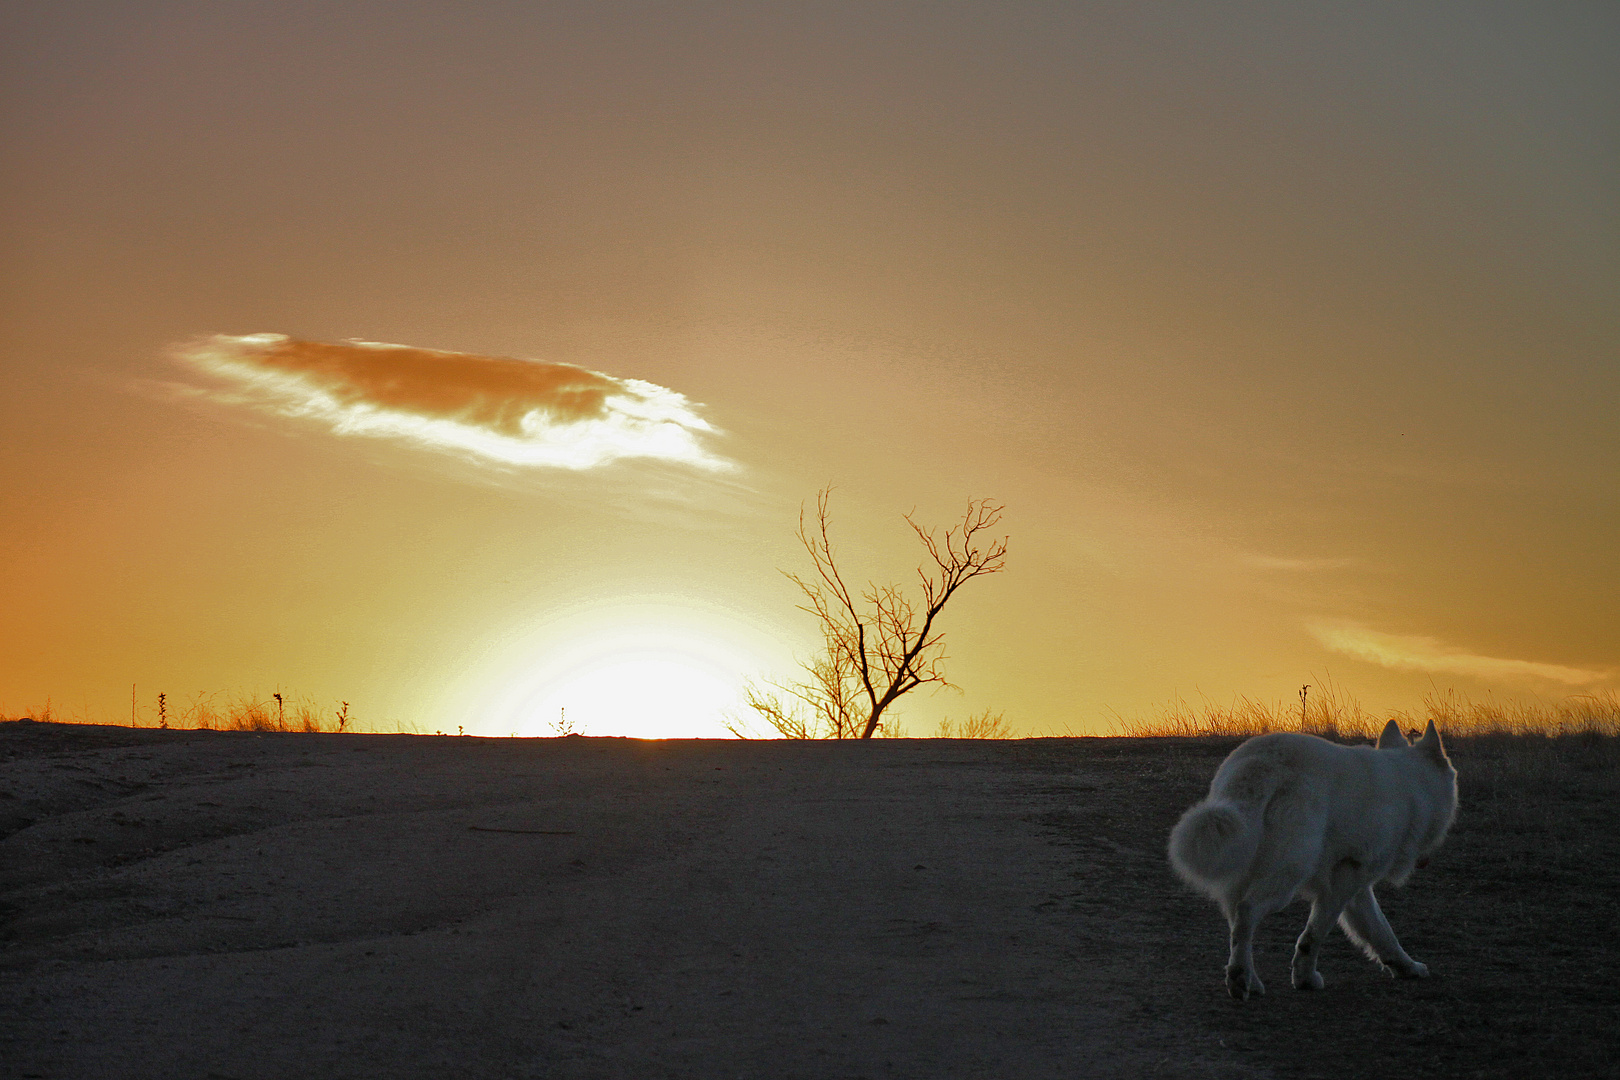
<box><xmin>171</xmin><ymin>334</ymin><xmax>733</xmax><ymax>471</ymax></box>
<box><xmin>1241</xmin><ymin>554</ymin><xmax>1358</xmax><ymax>572</ymax></box>
<box><xmin>1308</xmin><ymin>620</ymin><xmax>1612</xmax><ymax>688</ymax></box>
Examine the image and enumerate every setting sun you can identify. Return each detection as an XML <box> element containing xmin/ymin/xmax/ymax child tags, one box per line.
<box><xmin>514</xmin><ymin>653</ymin><xmax>743</xmax><ymax>740</ymax></box>
<box><xmin>447</xmin><ymin>603</ymin><xmax>786</xmax><ymax>739</ymax></box>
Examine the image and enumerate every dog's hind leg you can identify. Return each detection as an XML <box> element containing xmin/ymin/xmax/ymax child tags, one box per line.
<box><xmin>1339</xmin><ymin>885</ymin><xmax>1428</xmax><ymax>978</ymax></box>
<box><xmin>1224</xmin><ymin>888</ymin><xmax>1293</xmax><ymax>1000</ymax></box>
<box><xmin>1225</xmin><ymin>901</ymin><xmax>1266</xmax><ymax>1000</ymax></box>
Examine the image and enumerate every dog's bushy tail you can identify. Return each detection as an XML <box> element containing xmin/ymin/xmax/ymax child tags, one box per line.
<box><xmin>1168</xmin><ymin>799</ymin><xmax>1261</xmax><ymax>889</ymax></box>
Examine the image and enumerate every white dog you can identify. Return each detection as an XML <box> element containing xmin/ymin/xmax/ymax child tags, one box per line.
<box><xmin>1168</xmin><ymin>720</ymin><xmax>1457</xmax><ymax>999</ymax></box>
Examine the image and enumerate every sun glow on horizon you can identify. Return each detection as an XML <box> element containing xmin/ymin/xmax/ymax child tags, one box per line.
<box><xmin>516</xmin><ymin>651</ymin><xmax>744</xmax><ymax>739</ymax></box>
<box><xmin>459</xmin><ymin>604</ymin><xmax>787</xmax><ymax>740</ymax></box>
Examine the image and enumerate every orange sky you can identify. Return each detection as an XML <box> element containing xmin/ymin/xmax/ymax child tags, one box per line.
<box><xmin>2</xmin><ymin>3</ymin><xmax>1615</xmax><ymax>736</ymax></box>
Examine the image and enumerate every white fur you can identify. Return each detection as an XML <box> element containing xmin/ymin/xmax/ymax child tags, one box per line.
<box><xmin>1168</xmin><ymin>719</ymin><xmax>1457</xmax><ymax>999</ymax></box>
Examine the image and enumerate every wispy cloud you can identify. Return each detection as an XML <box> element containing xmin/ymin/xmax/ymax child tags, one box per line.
<box><xmin>1240</xmin><ymin>554</ymin><xmax>1359</xmax><ymax>572</ymax></box>
<box><xmin>169</xmin><ymin>333</ymin><xmax>734</xmax><ymax>472</ymax></box>
<box><xmin>1308</xmin><ymin>620</ymin><xmax>1613</xmax><ymax>688</ymax></box>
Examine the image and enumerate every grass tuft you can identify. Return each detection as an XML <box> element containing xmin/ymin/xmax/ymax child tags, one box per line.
<box><xmin>178</xmin><ymin>690</ymin><xmax>355</xmax><ymax>733</ymax></box>
<box><xmin>936</xmin><ymin>709</ymin><xmax>1014</xmax><ymax>739</ymax></box>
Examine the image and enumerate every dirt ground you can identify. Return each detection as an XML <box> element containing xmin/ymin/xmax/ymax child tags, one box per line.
<box><xmin>2</xmin><ymin>722</ymin><xmax>1615</xmax><ymax>1079</ymax></box>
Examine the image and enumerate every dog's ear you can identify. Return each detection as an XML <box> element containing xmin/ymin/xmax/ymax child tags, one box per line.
<box><xmin>1377</xmin><ymin>719</ymin><xmax>1409</xmax><ymax>749</ymax></box>
<box><xmin>1416</xmin><ymin>719</ymin><xmax>1449</xmax><ymax>764</ymax></box>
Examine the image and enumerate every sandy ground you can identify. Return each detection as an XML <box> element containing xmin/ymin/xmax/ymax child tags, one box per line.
<box><xmin>3</xmin><ymin>723</ymin><xmax>1616</xmax><ymax>1079</ymax></box>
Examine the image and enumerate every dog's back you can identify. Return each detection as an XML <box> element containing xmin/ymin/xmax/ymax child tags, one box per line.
<box><xmin>1169</xmin><ymin>726</ymin><xmax>1457</xmax><ymax>910</ymax></box>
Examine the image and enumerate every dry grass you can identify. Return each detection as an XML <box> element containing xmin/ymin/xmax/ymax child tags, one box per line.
<box><xmin>935</xmin><ymin>709</ymin><xmax>1014</xmax><ymax>739</ymax></box>
<box><xmin>0</xmin><ymin>699</ymin><xmax>60</xmax><ymax>725</ymax></box>
<box><xmin>159</xmin><ymin>690</ymin><xmax>356</xmax><ymax>733</ymax></box>
<box><xmin>2</xmin><ymin>691</ymin><xmax>357</xmax><ymax>733</ymax></box>
<box><xmin>1111</xmin><ymin>684</ymin><xmax>1620</xmax><ymax>741</ymax></box>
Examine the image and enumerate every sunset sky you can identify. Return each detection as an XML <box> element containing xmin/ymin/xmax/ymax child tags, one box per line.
<box><xmin>2</xmin><ymin>3</ymin><xmax>1615</xmax><ymax>737</ymax></box>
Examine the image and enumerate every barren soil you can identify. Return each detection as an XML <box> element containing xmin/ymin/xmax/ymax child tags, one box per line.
<box><xmin>2</xmin><ymin>722</ymin><xmax>1616</xmax><ymax>1079</ymax></box>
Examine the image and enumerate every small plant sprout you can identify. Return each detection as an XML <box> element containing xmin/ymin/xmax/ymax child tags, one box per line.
<box><xmin>337</xmin><ymin>701</ymin><xmax>350</xmax><ymax>732</ymax></box>
<box><xmin>1299</xmin><ymin>684</ymin><xmax>1310</xmax><ymax>728</ymax></box>
<box><xmin>273</xmin><ymin>692</ymin><xmax>284</xmax><ymax>728</ymax></box>
<box><xmin>158</xmin><ymin>692</ymin><xmax>168</xmax><ymax>730</ymax></box>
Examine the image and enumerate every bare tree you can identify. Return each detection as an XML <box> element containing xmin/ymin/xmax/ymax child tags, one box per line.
<box><xmin>742</xmin><ymin>489</ymin><xmax>1008</xmax><ymax>739</ymax></box>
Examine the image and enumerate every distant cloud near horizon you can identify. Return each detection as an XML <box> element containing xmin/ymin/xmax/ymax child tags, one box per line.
<box><xmin>170</xmin><ymin>334</ymin><xmax>734</xmax><ymax>472</ymax></box>
<box><xmin>1308</xmin><ymin>620</ymin><xmax>1612</xmax><ymax>688</ymax></box>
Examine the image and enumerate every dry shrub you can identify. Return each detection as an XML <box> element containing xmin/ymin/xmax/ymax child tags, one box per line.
<box><xmin>936</xmin><ymin>709</ymin><xmax>1014</xmax><ymax>739</ymax></box>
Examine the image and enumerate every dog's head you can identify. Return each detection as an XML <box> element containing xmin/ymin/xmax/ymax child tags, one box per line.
<box><xmin>1379</xmin><ymin>718</ymin><xmax>1458</xmax><ymax>865</ymax></box>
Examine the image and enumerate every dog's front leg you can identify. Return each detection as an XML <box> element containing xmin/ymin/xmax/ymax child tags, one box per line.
<box><xmin>1290</xmin><ymin>897</ymin><xmax>1346</xmax><ymax>990</ymax></box>
<box><xmin>1339</xmin><ymin>885</ymin><xmax>1429</xmax><ymax>978</ymax></box>
<box><xmin>1293</xmin><ymin>863</ymin><xmax>1365</xmax><ymax>990</ymax></box>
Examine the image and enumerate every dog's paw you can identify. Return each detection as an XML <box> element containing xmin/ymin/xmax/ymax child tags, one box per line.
<box><xmin>1226</xmin><ymin>965</ymin><xmax>1265</xmax><ymax>1000</ymax></box>
<box><xmin>1291</xmin><ymin>969</ymin><xmax>1325</xmax><ymax>991</ymax></box>
<box><xmin>1397</xmin><ymin>961</ymin><xmax>1429</xmax><ymax>980</ymax></box>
